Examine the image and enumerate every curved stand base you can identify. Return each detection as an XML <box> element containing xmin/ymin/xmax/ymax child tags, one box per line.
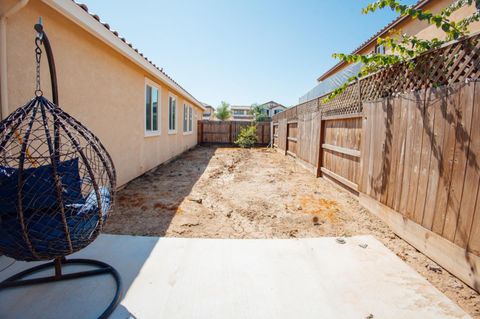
<box><xmin>0</xmin><ymin>258</ymin><xmax>122</xmax><ymax>319</ymax></box>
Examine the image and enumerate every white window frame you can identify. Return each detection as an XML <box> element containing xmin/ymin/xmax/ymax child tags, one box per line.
<box><xmin>144</xmin><ymin>78</ymin><xmax>161</xmax><ymax>137</ymax></box>
<box><xmin>375</xmin><ymin>44</ymin><xmax>385</xmax><ymax>54</ymax></box>
<box><xmin>168</xmin><ymin>93</ymin><xmax>177</xmax><ymax>134</ymax></box>
<box><xmin>188</xmin><ymin>106</ymin><xmax>193</xmax><ymax>133</ymax></box>
<box><xmin>183</xmin><ymin>103</ymin><xmax>188</xmax><ymax>133</ymax></box>
<box><xmin>183</xmin><ymin>104</ymin><xmax>193</xmax><ymax>135</ymax></box>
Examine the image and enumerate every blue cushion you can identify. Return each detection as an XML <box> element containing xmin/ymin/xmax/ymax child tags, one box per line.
<box><xmin>0</xmin><ymin>158</ymin><xmax>82</xmax><ymax>215</ymax></box>
<box><xmin>0</xmin><ymin>159</ymin><xmax>112</xmax><ymax>261</ymax></box>
<box><xmin>0</xmin><ymin>187</ymin><xmax>111</xmax><ymax>260</ymax></box>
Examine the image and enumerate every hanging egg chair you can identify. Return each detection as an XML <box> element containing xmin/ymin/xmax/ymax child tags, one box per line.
<box><xmin>0</xmin><ymin>21</ymin><xmax>121</xmax><ymax>319</ymax></box>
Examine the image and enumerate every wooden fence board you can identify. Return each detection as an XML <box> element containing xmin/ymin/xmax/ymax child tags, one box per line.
<box><xmin>406</xmin><ymin>90</ymin><xmax>425</xmax><ymax>221</ymax></box>
<box><xmin>393</xmin><ymin>96</ymin><xmax>408</xmax><ymax>212</ymax></box>
<box><xmin>468</xmin><ymin>176</ymin><xmax>480</xmax><ymax>255</ymax></box>
<box><xmin>399</xmin><ymin>93</ymin><xmax>416</xmax><ymax>214</ymax></box>
<box><xmin>432</xmin><ymin>86</ymin><xmax>458</xmax><ymax>235</ymax></box>
<box><xmin>414</xmin><ymin>89</ymin><xmax>435</xmax><ymax>225</ymax></box>
<box><xmin>372</xmin><ymin>100</ymin><xmax>385</xmax><ymax>201</ymax></box>
<box><xmin>455</xmin><ymin>82</ymin><xmax>480</xmax><ymax>249</ymax></box>
<box><xmin>422</xmin><ymin>87</ymin><xmax>448</xmax><ymax>230</ymax></box>
<box><xmin>443</xmin><ymin>83</ymin><xmax>474</xmax><ymax>241</ymax></box>
<box><xmin>386</xmin><ymin>97</ymin><xmax>400</xmax><ymax>208</ymax></box>
<box><xmin>378</xmin><ymin>98</ymin><xmax>391</xmax><ymax>205</ymax></box>
<box><xmin>361</xmin><ymin>103</ymin><xmax>374</xmax><ymax>194</ymax></box>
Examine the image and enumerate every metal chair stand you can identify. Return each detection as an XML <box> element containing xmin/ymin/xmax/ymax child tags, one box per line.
<box><xmin>0</xmin><ymin>257</ymin><xmax>122</xmax><ymax>319</ymax></box>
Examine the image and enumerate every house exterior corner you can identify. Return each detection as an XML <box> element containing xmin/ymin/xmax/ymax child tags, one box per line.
<box><xmin>2</xmin><ymin>0</ymin><xmax>204</xmax><ymax>187</ymax></box>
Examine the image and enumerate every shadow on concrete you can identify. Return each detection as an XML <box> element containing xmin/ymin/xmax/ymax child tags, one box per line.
<box><xmin>0</xmin><ymin>234</ymin><xmax>159</xmax><ymax>319</ymax></box>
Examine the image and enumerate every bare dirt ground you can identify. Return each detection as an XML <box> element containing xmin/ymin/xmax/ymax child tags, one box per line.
<box><xmin>105</xmin><ymin>145</ymin><xmax>480</xmax><ymax>317</ymax></box>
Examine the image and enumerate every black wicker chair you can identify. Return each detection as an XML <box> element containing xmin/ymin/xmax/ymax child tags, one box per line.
<box><xmin>0</xmin><ymin>21</ymin><xmax>121</xmax><ymax>319</ymax></box>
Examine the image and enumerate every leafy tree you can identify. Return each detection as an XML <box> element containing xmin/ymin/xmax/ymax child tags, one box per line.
<box><xmin>250</xmin><ymin>103</ymin><xmax>269</xmax><ymax>122</ymax></box>
<box><xmin>215</xmin><ymin>101</ymin><xmax>231</xmax><ymax>121</ymax></box>
<box><xmin>235</xmin><ymin>125</ymin><xmax>257</xmax><ymax>148</ymax></box>
<box><xmin>324</xmin><ymin>0</ymin><xmax>480</xmax><ymax>102</ymax></box>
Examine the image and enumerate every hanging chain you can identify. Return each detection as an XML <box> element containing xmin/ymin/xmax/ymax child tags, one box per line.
<box><xmin>34</xmin><ymin>36</ymin><xmax>43</xmax><ymax>97</ymax></box>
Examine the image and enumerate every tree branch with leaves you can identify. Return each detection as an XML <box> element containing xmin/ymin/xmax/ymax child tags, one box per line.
<box><xmin>323</xmin><ymin>0</ymin><xmax>480</xmax><ymax>103</ymax></box>
<box><xmin>215</xmin><ymin>101</ymin><xmax>232</xmax><ymax>121</ymax></box>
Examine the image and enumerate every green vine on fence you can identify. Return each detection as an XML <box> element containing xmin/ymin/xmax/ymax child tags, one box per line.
<box><xmin>323</xmin><ymin>0</ymin><xmax>480</xmax><ymax>103</ymax></box>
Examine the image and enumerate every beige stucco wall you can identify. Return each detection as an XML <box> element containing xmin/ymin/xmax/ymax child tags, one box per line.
<box><xmin>2</xmin><ymin>1</ymin><xmax>202</xmax><ymax>186</ymax></box>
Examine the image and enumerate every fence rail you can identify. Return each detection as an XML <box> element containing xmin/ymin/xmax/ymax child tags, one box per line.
<box><xmin>197</xmin><ymin>120</ymin><xmax>271</xmax><ymax>144</ymax></box>
<box><xmin>271</xmin><ymin>32</ymin><xmax>480</xmax><ymax>292</ymax></box>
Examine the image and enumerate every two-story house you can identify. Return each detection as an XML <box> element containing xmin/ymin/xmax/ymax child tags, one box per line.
<box><xmin>262</xmin><ymin>101</ymin><xmax>287</xmax><ymax>117</ymax></box>
<box><xmin>230</xmin><ymin>101</ymin><xmax>286</xmax><ymax>121</ymax></box>
<box><xmin>230</xmin><ymin>105</ymin><xmax>254</xmax><ymax>121</ymax></box>
<box><xmin>299</xmin><ymin>0</ymin><xmax>480</xmax><ymax>104</ymax></box>
<box><xmin>202</xmin><ymin>103</ymin><xmax>216</xmax><ymax>120</ymax></box>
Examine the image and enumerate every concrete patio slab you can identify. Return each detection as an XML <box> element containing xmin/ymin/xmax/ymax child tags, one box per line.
<box><xmin>0</xmin><ymin>234</ymin><xmax>470</xmax><ymax>319</ymax></box>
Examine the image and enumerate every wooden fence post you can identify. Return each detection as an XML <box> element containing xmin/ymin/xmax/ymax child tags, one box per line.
<box><xmin>198</xmin><ymin>121</ymin><xmax>203</xmax><ymax>144</ymax></box>
<box><xmin>270</xmin><ymin>121</ymin><xmax>274</xmax><ymax>147</ymax></box>
<box><xmin>285</xmin><ymin>122</ymin><xmax>288</xmax><ymax>155</ymax></box>
<box><xmin>316</xmin><ymin>113</ymin><xmax>324</xmax><ymax>177</ymax></box>
<box><xmin>261</xmin><ymin>124</ymin><xmax>265</xmax><ymax>144</ymax></box>
<box><xmin>229</xmin><ymin>121</ymin><xmax>233</xmax><ymax>143</ymax></box>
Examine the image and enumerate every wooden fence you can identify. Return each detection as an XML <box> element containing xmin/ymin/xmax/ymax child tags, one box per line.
<box><xmin>359</xmin><ymin>81</ymin><xmax>480</xmax><ymax>292</ymax></box>
<box><xmin>272</xmin><ymin>33</ymin><xmax>480</xmax><ymax>292</ymax></box>
<box><xmin>197</xmin><ymin>120</ymin><xmax>270</xmax><ymax>144</ymax></box>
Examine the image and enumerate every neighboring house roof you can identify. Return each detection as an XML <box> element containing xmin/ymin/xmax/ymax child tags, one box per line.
<box><xmin>299</xmin><ymin>62</ymin><xmax>362</xmax><ymax>103</ymax></box>
<box><xmin>261</xmin><ymin>101</ymin><xmax>287</xmax><ymax>109</ymax></box>
<box><xmin>41</xmin><ymin>0</ymin><xmax>205</xmax><ymax>111</ymax></box>
<box><xmin>317</xmin><ymin>0</ymin><xmax>431</xmax><ymax>82</ymax></box>
<box><xmin>201</xmin><ymin>103</ymin><xmax>215</xmax><ymax>111</ymax></box>
<box><xmin>230</xmin><ymin>102</ymin><xmax>287</xmax><ymax>112</ymax></box>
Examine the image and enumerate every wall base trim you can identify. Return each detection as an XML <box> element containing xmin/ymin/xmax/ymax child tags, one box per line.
<box><xmin>359</xmin><ymin>192</ymin><xmax>480</xmax><ymax>293</ymax></box>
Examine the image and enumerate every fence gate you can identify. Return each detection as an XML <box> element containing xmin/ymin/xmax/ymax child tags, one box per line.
<box><xmin>286</xmin><ymin>121</ymin><xmax>298</xmax><ymax>157</ymax></box>
<box><xmin>319</xmin><ymin>115</ymin><xmax>362</xmax><ymax>192</ymax></box>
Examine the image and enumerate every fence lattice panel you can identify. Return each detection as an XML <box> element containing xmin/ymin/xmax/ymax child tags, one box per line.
<box><xmin>272</xmin><ymin>33</ymin><xmax>480</xmax><ymax>122</ymax></box>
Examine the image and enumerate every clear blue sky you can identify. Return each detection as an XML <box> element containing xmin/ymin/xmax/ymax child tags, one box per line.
<box><xmin>85</xmin><ymin>0</ymin><xmax>416</xmax><ymax>107</ymax></box>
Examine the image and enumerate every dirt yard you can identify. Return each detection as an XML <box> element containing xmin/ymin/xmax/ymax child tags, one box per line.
<box><xmin>105</xmin><ymin>145</ymin><xmax>480</xmax><ymax>317</ymax></box>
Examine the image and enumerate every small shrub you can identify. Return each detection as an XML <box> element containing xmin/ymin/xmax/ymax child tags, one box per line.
<box><xmin>235</xmin><ymin>125</ymin><xmax>257</xmax><ymax>148</ymax></box>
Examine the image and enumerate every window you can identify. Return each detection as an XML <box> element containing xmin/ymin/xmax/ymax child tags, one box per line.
<box><xmin>183</xmin><ymin>104</ymin><xmax>193</xmax><ymax>133</ymax></box>
<box><xmin>168</xmin><ymin>95</ymin><xmax>177</xmax><ymax>133</ymax></box>
<box><xmin>375</xmin><ymin>44</ymin><xmax>385</xmax><ymax>54</ymax></box>
<box><xmin>183</xmin><ymin>104</ymin><xmax>188</xmax><ymax>132</ymax></box>
<box><xmin>188</xmin><ymin>106</ymin><xmax>193</xmax><ymax>132</ymax></box>
<box><xmin>274</xmin><ymin>109</ymin><xmax>282</xmax><ymax>115</ymax></box>
<box><xmin>145</xmin><ymin>83</ymin><xmax>160</xmax><ymax>135</ymax></box>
